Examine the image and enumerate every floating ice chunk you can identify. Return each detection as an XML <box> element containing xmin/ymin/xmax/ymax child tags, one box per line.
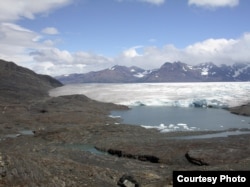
<box><xmin>169</xmin><ymin>124</ymin><xmax>175</xmax><ymax>129</ymax></box>
<box><xmin>141</xmin><ymin>125</ymin><xmax>155</xmax><ymax>129</ymax></box>
<box><xmin>108</xmin><ymin>115</ymin><xmax>121</xmax><ymax>118</ymax></box>
<box><xmin>177</xmin><ymin>123</ymin><xmax>190</xmax><ymax>130</ymax></box>
<box><xmin>141</xmin><ymin>123</ymin><xmax>196</xmax><ymax>132</ymax></box>
<box><xmin>159</xmin><ymin>123</ymin><xmax>165</xmax><ymax>127</ymax></box>
<box><xmin>177</xmin><ymin>123</ymin><xmax>188</xmax><ymax>126</ymax></box>
<box><xmin>192</xmin><ymin>99</ymin><xmax>207</xmax><ymax>107</ymax></box>
<box><xmin>161</xmin><ymin>129</ymin><xmax>171</xmax><ymax>133</ymax></box>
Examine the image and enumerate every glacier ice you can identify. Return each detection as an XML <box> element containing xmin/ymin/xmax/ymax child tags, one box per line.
<box><xmin>49</xmin><ymin>82</ymin><xmax>250</xmax><ymax>108</ymax></box>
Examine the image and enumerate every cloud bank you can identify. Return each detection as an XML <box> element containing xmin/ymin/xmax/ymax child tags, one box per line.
<box><xmin>28</xmin><ymin>33</ymin><xmax>250</xmax><ymax>76</ymax></box>
<box><xmin>1</xmin><ymin>20</ymin><xmax>250</xmax><ymax>76</ymax></box>
<box><xmin>115</xmin><ymin>33</ymin><xmax>250</xmax><ymax>69</ymax></box>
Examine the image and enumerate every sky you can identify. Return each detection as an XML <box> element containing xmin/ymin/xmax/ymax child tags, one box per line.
<box><xmin>0</xmin><ymin>0</ymin><xmax>250</xmax><ymax>76</ymax></box>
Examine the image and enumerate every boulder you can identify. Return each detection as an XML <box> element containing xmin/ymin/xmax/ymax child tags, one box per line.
<box><xmin>117</xmin><ymin>174</ymin><xmax>139</xmax><ymax>187</ymax></box>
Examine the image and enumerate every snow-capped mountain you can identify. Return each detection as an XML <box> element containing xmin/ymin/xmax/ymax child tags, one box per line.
<box><xmin>56</xmin><ymin>62</ymin><xmax>250</xmax><ymax>83</ymax></box>
<box><xmin>57</xmin><ymin>65</ymin><xmax>152</xmax><ymax>83</ymax></box>
<box><xmin>193</xmin><ymin>62</ymin><xmax>250</xmax><ymax>81</ymax></box>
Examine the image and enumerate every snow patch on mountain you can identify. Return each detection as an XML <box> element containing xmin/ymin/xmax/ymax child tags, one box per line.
<box><xmin>201</xmin><ymin>68</ymin><xmax>209</xmax><ymax>76</ymax></box>
<box><xmin>233</xmin><ymin>64</ymin><xmax>250</xmax><ymax>78</ymax></box>
<box><xmin>133</xmin><ymin>73</ymin><xmax>145</xmax><ymax>78</ymax></box>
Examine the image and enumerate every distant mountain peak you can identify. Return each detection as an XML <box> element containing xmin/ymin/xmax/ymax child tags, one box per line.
<box><xmin>56</xmin><ymin>61</ymin><xmax>250</xmax><ymax>84</ymax></box>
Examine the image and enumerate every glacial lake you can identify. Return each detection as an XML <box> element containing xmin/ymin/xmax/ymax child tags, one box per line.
<box><xmin>111</xmin><ymin>106</ymin><xmax>250</xmax><ymax>132</ymax></box>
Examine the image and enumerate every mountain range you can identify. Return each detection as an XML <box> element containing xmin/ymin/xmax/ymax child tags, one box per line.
<box><xmin>56</xmin><ymin>62</ymin><xmax>250</xmax><ymax>84</ymax></box>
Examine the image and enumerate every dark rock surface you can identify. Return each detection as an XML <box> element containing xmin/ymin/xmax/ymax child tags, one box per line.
<box><xmin>0</xmin><ymin>59</ymin><xmax>62</xmax><ymax>103</ymax></box>
<box><xmin>229</xmin><ymin>103</ymin><xmax>250</xmax><ymax>116</ymax></box>
<box><xmin>97</xmin><ymin>148</ymin><xmax>160</xmax><ymax>163</ymax></box>
<box><xmin>1</xmin><ymin>59</ymin><xmax>250</xmax><ymax>186</ymax></box>
<box><xmin>185</xmin><ymin>150</ymin><xmax>209</xmax><ymax>166</ymax></box>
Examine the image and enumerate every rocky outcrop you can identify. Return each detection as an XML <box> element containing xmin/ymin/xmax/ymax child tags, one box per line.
<box><xmin>185</xmin><ymin>151</ymin><xmax>209</xmax><ymax>166</ymax></box>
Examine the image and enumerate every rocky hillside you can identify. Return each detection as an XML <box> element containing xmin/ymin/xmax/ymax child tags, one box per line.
<box><xmin>56</xmin><ymin>62</ymin><xmax>250</xmax><ymax>83</ymax></box>
<box><xmin>0</xmin><ymin>59</ymin><xmax>63</xmax><ymax>103</ymax></box>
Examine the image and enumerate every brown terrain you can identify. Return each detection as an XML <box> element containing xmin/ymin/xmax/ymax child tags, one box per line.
<box><xmin>0</xmin><ymin>59</ymin><xmax>250</xmax><ymax>187</ymax></box>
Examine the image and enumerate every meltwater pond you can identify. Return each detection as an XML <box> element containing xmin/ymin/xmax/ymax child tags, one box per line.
<box><xmin>111</xmin><ymin>106</ymin><xmax>250</xmax><ymax>132</ymax></box>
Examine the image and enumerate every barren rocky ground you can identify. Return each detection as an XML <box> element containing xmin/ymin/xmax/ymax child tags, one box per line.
<box><xmin>1</xmin><ymin>94</ymin><xmax>250</xmax><ymax>187</ymax></box>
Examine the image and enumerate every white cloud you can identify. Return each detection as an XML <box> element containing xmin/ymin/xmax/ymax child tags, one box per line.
<box><xmin>30</xmin><ymin>48</ymin><xmax>114</xmax><ymax>76</ymax></box>
<box><xmin>188</xmin><ymin>0</ymin><xmax>239</xmax><ymax>8</ymax></box>
<box><xmin>115</xmin><ymin>0</ymin><xmax>165</xmax><ymax>5</ymax></box>
<box><xmin>183</xmin><ymin>34</ymin><xmax>250</xmax><ymax>64</ymax></box>
<box><xmin>42</xmin><ymin>27</ymin><xmax>59</xmax><ymax>35</ymax></box>
<box><xmin>30</xmin><ymin>48</ymin><xmax>73</xmax><ymax>64</ymax></box>
<box><xmin>122</xmin><ymin>46</ymin><xmax>143</xmax><ymax>58</ymax></box>
<box><xmin>0</xmin><ymin>0</ymin><xmax>73</xmax><ymax>21</ymax></box>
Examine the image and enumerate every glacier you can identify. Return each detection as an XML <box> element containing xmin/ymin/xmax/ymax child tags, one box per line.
<box><xmin>49</xmin><ymin>82</ymin><xmax>250</xmax><ymax>108</ymax></box>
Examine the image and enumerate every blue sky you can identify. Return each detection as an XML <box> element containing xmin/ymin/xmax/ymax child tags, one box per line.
<box><xmin>0</xmin><ymin>0</ymin><xmax>250</xmax><ymax>76</ymax></box>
